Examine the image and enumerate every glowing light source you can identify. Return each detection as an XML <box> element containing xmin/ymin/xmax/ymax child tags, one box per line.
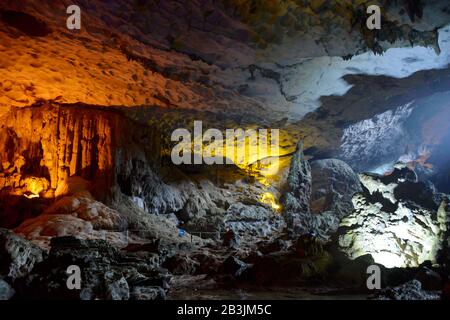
<box><xmin>371</xmin><ymin>252</ymin><xmax>405</xmax><ymax>269</ymax></box>
<box><xmin>23</xmin><ymin>193</ymin><xmax>39</xmax><ymax>199</ymax></box>
<box><xmin>22</xmin><ymin>177</ymin><xmax>49</xmax><ymax>199</ymax></box>
<box><xmin>260</xmin><ymin>192</ymin><xmax>281</xmax><ymax>212</ymax></box>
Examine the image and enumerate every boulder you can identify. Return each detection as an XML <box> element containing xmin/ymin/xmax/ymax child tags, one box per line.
<box><xmin>130</xmin><ymin>286</ymin><xmax>166</xmax><ymax>300</ymax></box>
<box><xmin>288</xmin><ymin>211</ymin><xmax>341</xmax><ymax>240</ymax></box>
<box><xmin>247</xmin><ymin>250</ymin><xmax>331</xmax><ymax>285</ymax></box>
<box><xmin>18</xmin><ymin>237</ymin><xmax>168</xmax><ymax>300</ymax></box>
<box><xmin>282</xmin><ymin>148</ymin><xmax>357</xmax><ymax>239</ymax></box>
<box><xmin>222</xmin><ymin>230</ymin><xmax>240</xmax><ymax>249</ymax></box>
<box><xmin>415</xmin><ymin>267</ymin><xmax>442</xmax><ymax>291</ymax></box>
<box><xmin>283</xmin><ymin>143</ymin><xmax>311</xmax><ymax>215</ymax></box>
<box><xmin>192</xmin><ymin>252</ymin><xmax>222</xmax><ymax>275</ymax></box>
<box><xmin>221</xmin><ymin>256</ymin><xmax>248</xmax><ymax>278</ymax></box>
<box><xmin>0</xmin><ymin>279</ymin><xmax>15</xmax><ymax>300</ymax></box>
<box><xmin>0</xmin><ymin>228</ymin><xmax>43</xmax><ymax>280</ymax></box>
<box><xmin>178</xmin><ymin>196</ymin><xmax>208</xmax><ymax>222</ymax></box>
<box><xmin>162</xmin><ymin>254</ymin><xmax>198</xmax><ymax>275</ymax></box>
<box><xmin>310</xmin><ymin>159</ymin><xmax>362</xmax><ymax>218</ymax></box>
<box><xmin>375</xmin><ymin>280</ymin><xmax>440</xmax><ymax>300</ymax></box>
<box><xmin>257</xmin><ymin>238</ymin><xmax>290</xmax><ymax>255</ymax></box>
<box><xmin>15</xmin><ymin>193</ymin><xmax>129</xmax><ymax>249</ymax></box>
<box><xmin>295</xmin><ymin>234</ymin><xmax>325</xmax><ymax>258</ymax></box>
<box><xmin>104</xmin><ymin>272</ymin><xmax>130</xmax><ymax>300</ymax></box>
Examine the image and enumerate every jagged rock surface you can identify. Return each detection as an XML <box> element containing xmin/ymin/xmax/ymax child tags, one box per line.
<box><xmin>0</xmin><ymin>228</ymin><xmax>43</xmax><ymax>281</ymax></box>
<box><xmin>283</xmin><ymin>149</ymin><xmax>361</xmax><ymax>239</ymax></box>
<box><xmin>15</xmin><ymin>188</ymin><xmax>129</xmax><ymax>249</ymax></box>
<box><xmin>1</xmin><ymin>0</ymin><xmax>450</xmax><ymax>301</ymax></box>
<box><xmin>17</xmin><ymin>237</ymin><xmax>170</xmax><ymax>300</ymax></box>
<box><xmin>339</xmin><ymin>164</ymin><xmax>449</xmax><ymax>268</ymax></box>
<box><xmin>283</xmin><ymin>144</ymin><xmax>312</xmax><ymax>216</ymax></box>
<box><xmin>310</xmin><ymin>158</ymin><xmax>362</xmax><ymax>218</ymax></box>
<box><xmin>0</xmin><ymin>278</ymin><xmax>14</xmax><ymax>300</ymax></box>
<box><xmin>223</xmin><ymin>203</ymin><xmax>284</xmax><ymax>239</ymax></box>
<box><xmin>339</xmin><ymin>104</ymin><xmax>414</xmax><ymax>172</ymax></box>
<box><xmin>0</xmin><ymin>104</ymin><xmax>159</xmax><ymax>200</ymax></box>
<box><xmin>1</xmin><ymin>0</ymin><xmax>450</xmax><ymax>124</ymax></box>
<box><xmin>0</xmin><ymin>104</ymin><xmax>170</xmax><ymax>229</ymax></box>
<box><xmin>375</xmin><ymin>280</ymin><xmax>440</xmax><ymax>300</ymax></box>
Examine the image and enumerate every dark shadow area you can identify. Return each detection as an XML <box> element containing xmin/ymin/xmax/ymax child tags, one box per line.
<box><xmin>0</xmin><ymin>10</ymin><xmax>51</xmax><ymax>37</ymax></box>
<box><xmin>0</xmin><ymin>193</ymin><xmax>51</xmax><ymax>229</ymax></box>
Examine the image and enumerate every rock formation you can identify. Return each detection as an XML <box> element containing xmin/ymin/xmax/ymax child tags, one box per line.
<box><xmin>15</xmin><ymin>237</ymin><xmax>169</xmax><ymax>300</ymax></box>
<box><xmin>310</xmin><ymin>159</ymin><xmax>362</xmax><ymax>218</ymax></box>
<box><xmin>1</xmin><ymin>0</ymin><xmax>450</xmax><ymax>301</ymax></box>
<box><xmin>339</xmin><ymin>164</ymin><xmax>449</xmax><ymax>268</ymax></box>
<box><xmin>375</xmin><ymin>280</ymin><xmax>441</xmax><ymax>300</ymax></box>
<box><xmin>283</xmin><ymin>148</ymin><xmax>362</xmax><ymax>239</ymax></box>
<box><xmin>0</xmin><ymin>228</ymin><xmax>43</xmax><ymax>280</ymax></box>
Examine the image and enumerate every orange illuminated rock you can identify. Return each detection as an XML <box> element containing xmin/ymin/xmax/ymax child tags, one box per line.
<box><xmin>0</xmin><ymin>103</ymin><xmax>158</xmax><ymax>198</ymax></box>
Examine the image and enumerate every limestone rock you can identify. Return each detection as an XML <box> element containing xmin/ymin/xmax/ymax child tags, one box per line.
<box><xmin>287</xmin><ymin>211</ymin><xmax>341</xmax><ymax>240</ymax></box>
<box><xmin>222</xmin><ymin>230</ymin><xmax>240</xmax><ymax>249</ymax></box>
<box><xmin>339</xmin><ymin>165</ymin><xmax>447</xmax><ymax>268</ymax></box>
<box><xmin>310</xmin><ymin>159</ymin><xmax>362</xmax><ymax>218</ymax></box>
<box><xmin>105</xmin><ymin>273</ymin><xmax>130</xmax><ymax>301</ymax></box>
<box><xmin>415</xmin><ymin>267</ymin><xmax>442</xmax><ymax>291</ymax></box>
<box><xmin>0</xmin><ymin>104</ymin><xmax>200</xmax><ymax>233</ymax></box>
<box><xmin>221</xmin><ymin>256</ymin><xmax>248</xmax><ymax>278</ymax></box>
<box><xmin>375</xmin><ymin>280</ymin><xmax>440</xmax><ymax>300</ymax></box>
<box><xmin>15</xmin><ymin>192</ymin><xmax>129</xmax><ymax>249</ymax></box>
<box><xmin>247</xmin><ymin>247</ymin><xmax>331</xmax><ymax>285</ymax></box>
<box><xmin>257</xmin><ymin>238</ymin><xmax>290</xmax><ymax>255</ymax></box>
<box><xmin>0</xmin><ymin>228</ymin><xmax>43</xmax><ymax>280</ymax></box>
<box><xmin>192</xmin><ymin>252</ymin><xmax>223</xmax><ymax>275</ymax></box>
<box><xmin>339</xmin><ymin>103</ymin><xmax>414</xmax><ymax>172</ymax></box>
<box><xmin>223</xmin><ymin>203</ymin><xmax>284</xmax><ymax>238</ymax></box>
<box><xmin>19</xmin><ymin>237</ymin><xmax>169</xmax><ymax>300</ymax></box>
<box><xmin>130</xmin><ymin>286</ymin><xmax>166</xmax><ymax>300</ymax></box>
<box><xmin>163</xmin><ymin>254</ymin><xmax>199</xmax><ymax>275</ymax></box>
<box><xmin>282</xmin><ymin>146</ymin><xmax>345</xmax><ymax>239</ymax></box>
<box><xmin>283</xmin><ymin>143</ymin><xmax>311</xmax><ymax>215</ymax></box>
<box><xmin>0</xmin><ymin>279</ymin><xmax>15</xmax><ymax>300</ymax></box>
<box><xmin>283</xmin><ymin>144</ymin><xmax>312</xmax><ymax>236</ymax></box>
<box><xmin>0</xmin><ymin>104</ymin><xmax>172</xmax><ymax>237</ymax></box>
<box><xmin>2</xmin><ymin>0</ymin><xmax>448</xmax><ymax>121</ymax></box>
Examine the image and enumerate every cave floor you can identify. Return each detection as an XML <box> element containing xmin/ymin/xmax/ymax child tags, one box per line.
<box><xmin>167</xmin><ymin>286</ymin><xmax>368</xmax><ymax>300</ymax></box>
<box><xmin>167</xmin><ymin>275</ymin><xmax>368</xmax><ymax>300</ymax></box>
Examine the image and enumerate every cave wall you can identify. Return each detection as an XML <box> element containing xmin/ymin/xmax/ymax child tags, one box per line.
<box><xmin>0</xmin><ymin>103</ymin><xmax>163</xmax><ymax>226</ymax></box>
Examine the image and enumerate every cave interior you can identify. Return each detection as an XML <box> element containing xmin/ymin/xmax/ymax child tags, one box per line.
<box><xmin>0</xmin><ymin>0</ymin><xmax>450</xmax><ymax>301</ymax></box>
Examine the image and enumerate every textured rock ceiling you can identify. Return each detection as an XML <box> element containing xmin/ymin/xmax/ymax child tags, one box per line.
<box><xmin>1</xmin><ymin>0</ymin><xmax>450</xmax><ymax>122</ymax></box>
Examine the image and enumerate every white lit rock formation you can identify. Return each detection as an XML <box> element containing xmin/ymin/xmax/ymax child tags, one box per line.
<box><xmin>339</xmin><ymin>164</ymin><xmax>449</xmax><ymax>268</ymax></box>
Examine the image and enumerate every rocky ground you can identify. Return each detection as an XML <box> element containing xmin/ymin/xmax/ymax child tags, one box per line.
<box><xmin>1</xmin><ymin>130</ymin><xmax>449</xmax><ymax>300</ymax></box>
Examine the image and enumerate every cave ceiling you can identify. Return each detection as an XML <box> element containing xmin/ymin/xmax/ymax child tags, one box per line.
<box><xmin>1</xmin><ymin>0</ymin><xmax>450</xmax><ymax>158</ymax></box>
<box><xmin>2</xmin><ymin>2</ymin><xmax>450</xmax><ymax>298</ymax></box>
